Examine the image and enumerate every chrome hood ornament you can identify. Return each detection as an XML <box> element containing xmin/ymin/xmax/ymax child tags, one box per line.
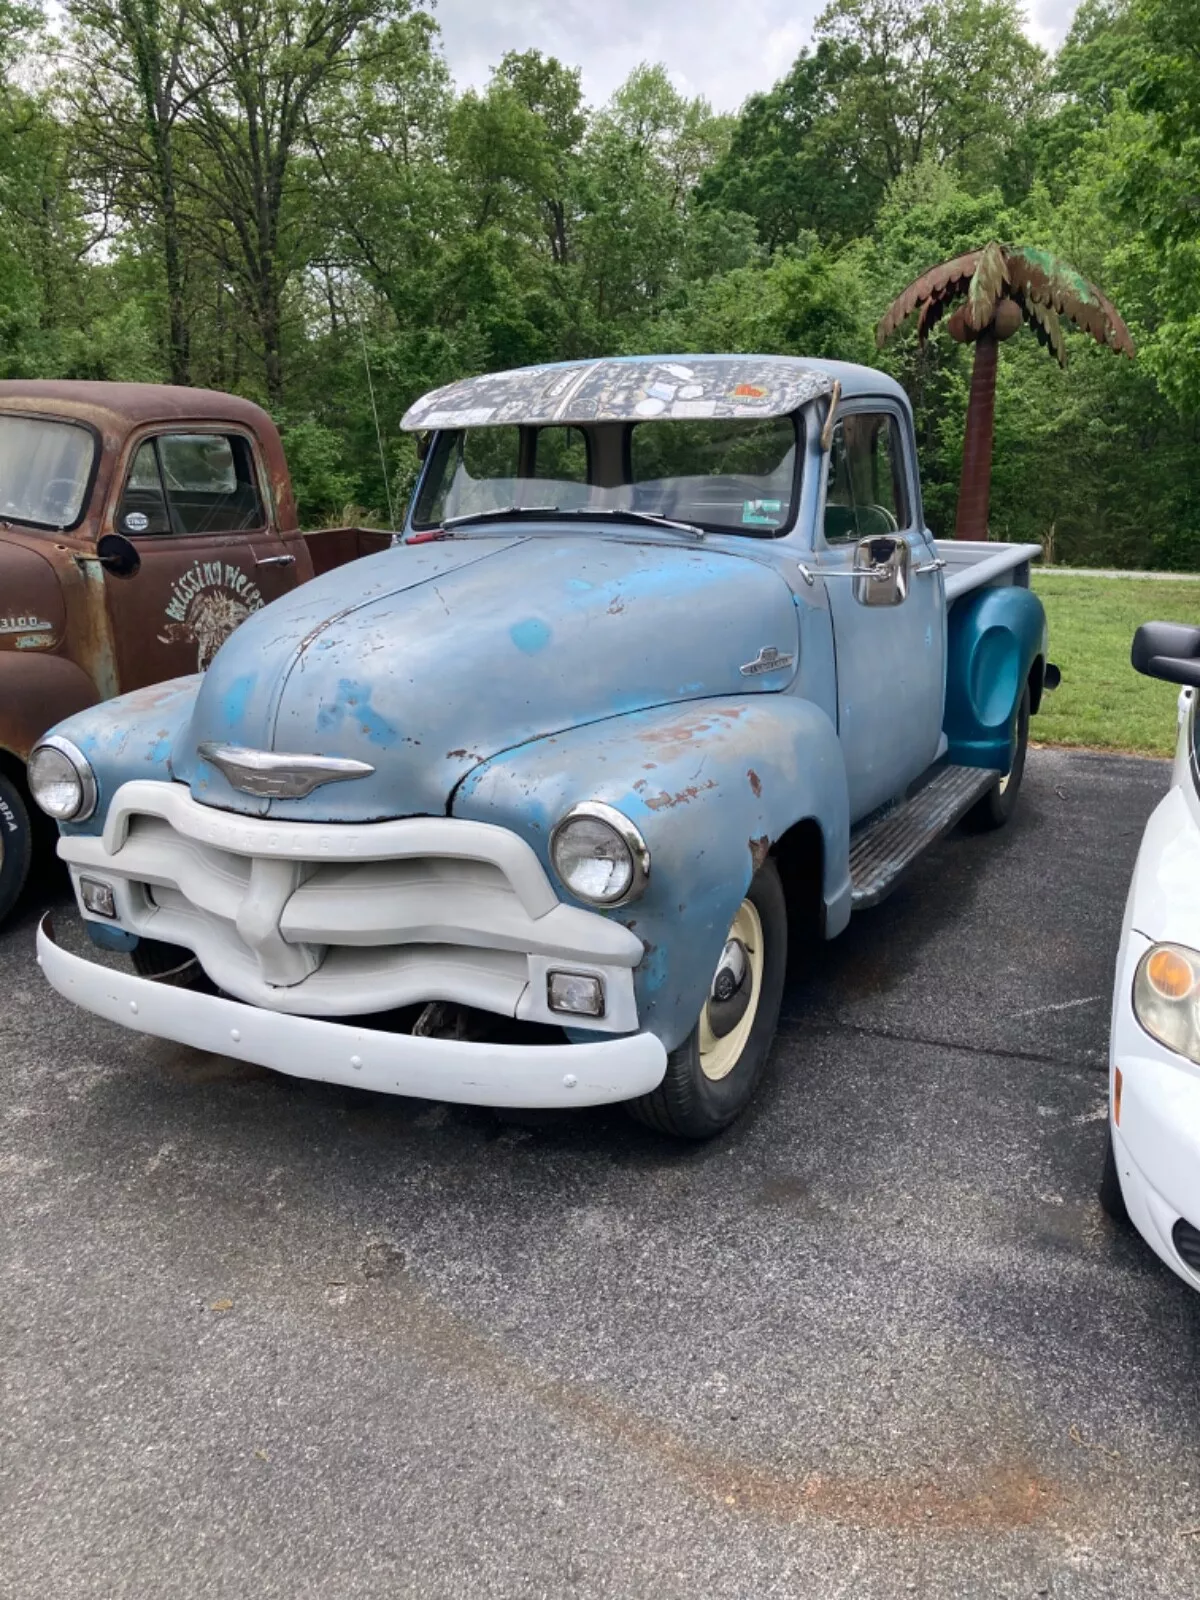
<box><xmin>198</xmin><ymin>743</ymin><xmax>375</xmax><ymax>799</ymax></box>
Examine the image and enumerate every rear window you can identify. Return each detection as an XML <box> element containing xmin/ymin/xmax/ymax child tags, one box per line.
<box><xmin>0</xmin><ymin>415</ymin><xmax>95</xmax><ymax>529</ymax></box>
<box><xmin>629</xmin><ymin>415</ymin><xmax>799</xmax><ymax>534</ymax></box>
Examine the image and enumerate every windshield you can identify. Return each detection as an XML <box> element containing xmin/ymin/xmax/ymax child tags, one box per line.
<box><xmin>0</xmin><ymin>415</ymin><xmax>96</xmax><ymax>529</ymax></box>
<box><xmin>411</xmin><ymin>415</ymin><xmax>801</xmax><ymax>537</ymax></box>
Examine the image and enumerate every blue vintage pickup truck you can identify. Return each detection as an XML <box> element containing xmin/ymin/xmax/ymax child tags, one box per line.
<box><xmin>30</xmin><ymin>355</ymin><xmax>1052</xmax><ymax>1137</ymax></box>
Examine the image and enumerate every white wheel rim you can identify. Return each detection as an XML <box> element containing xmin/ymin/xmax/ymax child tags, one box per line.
<box><xmin>698</xmin><ymin>898</ymin><xmax>765</xmax><ymax>1082</ymax></box>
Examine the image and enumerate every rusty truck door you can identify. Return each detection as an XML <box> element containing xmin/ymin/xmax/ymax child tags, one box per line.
<box><xmin>104</xmin><ymin>427</ymin><xmax>302</xmax><ymax>685</ymax></box>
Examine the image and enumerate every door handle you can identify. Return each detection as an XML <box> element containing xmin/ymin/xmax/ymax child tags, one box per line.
<box><xmin>913</xmin><ymin>558</ymin><xmax>946</xmax><ymax>575</ymax></box>
<box><xmin>255</xmin><ymin>553</ymin><xmax>296</xmax><ymax>569</ymax></box>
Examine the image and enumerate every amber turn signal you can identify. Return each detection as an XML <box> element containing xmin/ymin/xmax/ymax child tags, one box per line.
<box><xmin>1146</xmin><ymin>947</ymin><xmax>1195</xmax><ymax>1000</ymax></box>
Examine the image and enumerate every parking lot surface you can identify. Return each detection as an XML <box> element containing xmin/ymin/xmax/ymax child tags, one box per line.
<box><xmin>3</xmin><ymin>748</ymin><xmax>1200</xmax><ymax>1599</ymax></box>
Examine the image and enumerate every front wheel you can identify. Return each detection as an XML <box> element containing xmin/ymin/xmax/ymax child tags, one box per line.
<box><xmin>968</xmin><ymin>685</ymin><xmax>1030</xmax><ymax>831</ymax></box>
<box><xmin>627</xmin><ymin>858</ymin><xmax>787</xmax><ymax>1139</ymax></box>
<box><xmin>0</xmin><ymin>771</ymin><xmax>34</xmax><ymax>927</ymax></box>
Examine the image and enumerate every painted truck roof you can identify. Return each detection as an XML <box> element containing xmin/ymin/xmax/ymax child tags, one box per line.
<box><xmin>400</xmin><ymin>355</ymin><xmax>860</xmax><ymax>431</ymax></box>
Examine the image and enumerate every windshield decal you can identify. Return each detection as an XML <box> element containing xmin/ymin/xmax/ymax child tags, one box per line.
<box><xmin>742</xmin><ymin>499</ymin><xmax>783</xmax><ymax>527</ymax></box>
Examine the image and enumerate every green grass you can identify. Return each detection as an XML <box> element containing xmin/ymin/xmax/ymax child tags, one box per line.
<box><xmin>1031</xmin><ymin>573</ymin><xmax>1200</xmax><ymax>756</ymax></box>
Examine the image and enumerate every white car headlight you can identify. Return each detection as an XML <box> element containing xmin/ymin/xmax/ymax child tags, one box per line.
<box><xmin>1132</xmin><ymin>942</ymin><xmax>1200</xmax><ymax>1064</ymax></box>
<box><xmin>27</xmin><ymin>736</ymin><xmax>97</xmax><ymax>822</ymax></box>
<box><xmin>550</xmin><ymin>802</ymin><xmax>649</xmax><ymax>906</ymax></box>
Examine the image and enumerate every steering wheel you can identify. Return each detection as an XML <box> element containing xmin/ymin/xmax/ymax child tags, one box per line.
<box><xmin>41</xmin><ymin>477</ymin><xmax>83</xmax><ymax>525</ymax></box>
<box><xmin>859</xmin><ymin>503</ymin><xmax>899</xmax><ymax>535</ymax></box>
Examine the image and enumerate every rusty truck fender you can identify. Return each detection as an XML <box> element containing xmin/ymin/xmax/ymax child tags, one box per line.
<box><xmin>0</xmin><ymin>652</ymin><xmax>101</xmax><ymax>767</ymax></box>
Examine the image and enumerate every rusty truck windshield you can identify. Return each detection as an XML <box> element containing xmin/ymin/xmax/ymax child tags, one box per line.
<box><xmin>0</xmin><ymin>416</ymin><xmax>95</xmax><ymax>530</ymax></box>
<box><xmin>412</xmin><ymin>415</ymin><xmax>801</xmax><ymax>537</ymax></box>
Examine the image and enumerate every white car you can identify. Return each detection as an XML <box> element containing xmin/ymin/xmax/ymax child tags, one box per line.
<box><xmin>1102</xmin><ymin>621</ymin><xmax>1200</xmax><ymax>1289</ymax></box>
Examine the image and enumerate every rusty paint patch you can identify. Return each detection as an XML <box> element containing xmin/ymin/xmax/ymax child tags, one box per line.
<box><xmin>645</xmin><ymin>779</ymin><xmax>718</xmax><ymax>811</ymax></box>
<box><xmin>749</xmin><ymin>834</ymin><xmax>770</xmax><ymax>869</ymax></box>
<box><xmin>748</xmin><ymin>768</ymin><xmax>762</xmax><ymax>797</ymax></box>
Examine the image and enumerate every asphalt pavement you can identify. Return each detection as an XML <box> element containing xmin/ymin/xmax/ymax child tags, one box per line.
<box><xmin>3</xmin><ymin>748</ymin><xmax>1199</xmax><ymax>1600</ymax></box>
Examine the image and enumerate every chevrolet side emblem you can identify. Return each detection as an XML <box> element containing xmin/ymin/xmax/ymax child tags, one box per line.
<box><xmin>198</xmin><ymin>743</ymin><xmax>375</xmax><ymax>799</ymax></box>
<box><xmin>740</xmin><ymin>646</ymin><xmax>795</xmax><ymax>677</ymax></box>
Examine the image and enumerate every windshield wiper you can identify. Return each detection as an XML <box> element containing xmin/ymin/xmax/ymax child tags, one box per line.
<box><xmin>442</xmin><ymin>506</ymin><xmax>563</xmax><ymax>529</ymax></box>
<box><xmin>442</xmin><ymin>504</ymin><xmax>705</xmax><ymax>539</ymax></box>
<box><xmin>549</xmin><ymin>507</ymin><xmax>705</xmax><ymax>540</ymax></box>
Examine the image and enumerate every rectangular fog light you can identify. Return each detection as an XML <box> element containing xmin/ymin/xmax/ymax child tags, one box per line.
<box><xmin>547</xmin><ymin>970</ymin><xmax>605</xmax><ymax>1018</ymax></box>
<box><xmin>79</xmin><ymin>876</ymin><xmax>116</xmax><ymax>919</ymax></box>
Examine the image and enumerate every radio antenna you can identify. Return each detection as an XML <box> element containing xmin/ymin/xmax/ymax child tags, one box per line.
<box><xmin>357</xmin><ymin>314</ymin><xmax>397</xmax><ymax>532</ymax></box>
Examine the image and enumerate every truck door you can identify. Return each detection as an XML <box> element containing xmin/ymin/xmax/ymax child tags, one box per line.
<box><xmin>815</xmin><ymin>408</ymin><xmax>944</xmax><ymax>822</ymax></box>
<box><xmin>104</xmin><ymin>428</ymin><xmax>302</xmax><ymax>688</ymax></box>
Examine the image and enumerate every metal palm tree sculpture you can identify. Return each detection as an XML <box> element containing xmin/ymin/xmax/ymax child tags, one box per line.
<box><xmin>877</xmin><ymin>242</ymin><xmax>1135</xmax><ymax>540</ymax></box>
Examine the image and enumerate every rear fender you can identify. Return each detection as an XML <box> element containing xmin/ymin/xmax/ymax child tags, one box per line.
<box><xmin>944</xmin><ymin>586</ymin><xmax>1046</xmax><ymax>772</ymax></box>
<box><xmin>455</xmin><ymin>696</ymin><xmax>850</xmax><ymax>1053</ymax></box>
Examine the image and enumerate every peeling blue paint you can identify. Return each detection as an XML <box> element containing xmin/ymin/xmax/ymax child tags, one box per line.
<box><xmin>221</xmin><ymin>673</ymin><xmax>256</xmax><ymax>729</ymax></box>
<box><xmin>510</xmin><ymin>618</ymin><xmax>552</xmax><ymax>654</ymax></box>
<box><xmin>317</xmin><ymin>679</ymin><xmax>399</xmax><ymax>747</ymax></box>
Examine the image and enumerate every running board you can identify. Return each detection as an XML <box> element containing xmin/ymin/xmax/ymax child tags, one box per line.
<box><xmin>849</xmin><ymin>764</ymin><xmax>997</xmax><ymax>909</ymax></box>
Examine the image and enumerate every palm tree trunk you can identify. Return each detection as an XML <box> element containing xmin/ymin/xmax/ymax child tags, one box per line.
<box><xmin>954</xmin><ymin>329</ymin><xmax>999</xmax><ymax>540</ymax></box>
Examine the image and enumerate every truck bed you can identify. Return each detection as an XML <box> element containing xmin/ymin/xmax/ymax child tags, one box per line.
<box><xmin>936</xmin><ymin>539</ymin><xmax>1042</xmax><ymax>605</ymax></box>
<box><xmin>302</xmin><ymin>526</ymin><xmax>394</xmax><ymax>577</ymax></box>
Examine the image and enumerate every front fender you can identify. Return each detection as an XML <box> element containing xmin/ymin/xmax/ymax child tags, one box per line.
<box><xmin>43</xmin><ymin>675</ymin><xmax>203</xmax><ymax>838</ymax></box>
<box><xmin>0</xmin><ymin>653</ymin><xmax>100</xmax><ymax>766</ymax></box>
<box><xmin>455</xmin><ymin>696</ymin><xmax>850</xmax><ymax>1053</ymax></box>
<box><xmin>944</xmin><ymin>586</ymin><xmax>1046</xmax><ymax>772</ymax></box>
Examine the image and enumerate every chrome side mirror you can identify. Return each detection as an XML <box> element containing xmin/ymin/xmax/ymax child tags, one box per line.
<box><xmin>853</xmin><ymin>535</ymin><xmax>909</xmax><ymax>606</ymax></box>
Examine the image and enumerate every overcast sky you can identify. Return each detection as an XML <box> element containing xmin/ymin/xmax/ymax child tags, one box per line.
<box><xmin>431</xmin><ymin>0</ymin><xmax>1079</xmax><ymax>110</ymax></box>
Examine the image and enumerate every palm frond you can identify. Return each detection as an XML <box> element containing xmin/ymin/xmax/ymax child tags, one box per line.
<box><xmin>1007</xmin><ymin>247</ymin><xmax>1136</xmax><ymax>357</ymax></box>
<box><xmin>1021</xmin><ymin>296</ymin><xmax>1067</xmax><ymax>367</ymax></box>
<box><xmin>876</xmin><ymin>249</ymin><xmax>979</xmax><ymax>347</ymax></box>
<box><xmin>966</xmin><ymin>240</ymin><xmax>1008</xmax><ymax>332</ymax></box>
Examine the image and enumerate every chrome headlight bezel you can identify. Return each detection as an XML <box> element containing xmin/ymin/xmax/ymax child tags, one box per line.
<box><xmin>1132</xmin><ymin>941</ymin><xmax>1200</xmax><ymax>1065</ymax></box>
<box><xmin>27</xmin><ymin>735</ymin><xmax>97</xmax><ymax>822</ymax></box>
<box><xmin>549</xmin><ymin>801</ymin><xmax>650</xmax><ymax>907</ymax></box>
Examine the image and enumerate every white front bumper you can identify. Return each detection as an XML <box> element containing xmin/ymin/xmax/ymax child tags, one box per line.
<box><xmin>37</xmin><ymin>915</ymin><xmax>667</xmax><ymax>1110</ymax></box>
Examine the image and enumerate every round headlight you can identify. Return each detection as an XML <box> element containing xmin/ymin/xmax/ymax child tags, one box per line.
<box><xmin>550</xmin><ymin>802</ymin><xmax>649</xmax><ymax>906</ymax></box>
<box><xmin>28</xmin><ymin>736</ymin><xmax>97</xmax><ymax>822</ymax></box>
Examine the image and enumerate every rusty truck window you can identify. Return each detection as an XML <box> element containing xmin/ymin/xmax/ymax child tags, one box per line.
<box><xmin>0</xmin><ymin>415</ymin><xmax>95</xmax><ymax>530</ymax></box>
<box><xmin>118</xmin><ymin>433</ymin><xmax>266</xmax><ymax>538</ymax></box>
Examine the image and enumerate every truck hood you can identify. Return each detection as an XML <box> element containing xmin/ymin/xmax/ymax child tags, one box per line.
<box><xmin>173</xmin><ymin>532</ymin><xmax>800</xmax><ymax>821</ymax></box>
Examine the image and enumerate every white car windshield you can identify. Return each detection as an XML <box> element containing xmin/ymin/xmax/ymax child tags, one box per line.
<box><xmin>0</xmin><ymin>415</ymin><xmax>96</xmax><ymax>529</ymax></box>
<box><xmin>411</xmin><ymin>416</ymin><xmax>801</xmax><ymax>538</ymax></box>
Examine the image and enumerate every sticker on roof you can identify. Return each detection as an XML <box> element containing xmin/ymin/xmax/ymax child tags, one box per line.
<box><xmin>400</xmin><ymin>357</ymin><xmax>833</xmax><ymax>431</ymax></box>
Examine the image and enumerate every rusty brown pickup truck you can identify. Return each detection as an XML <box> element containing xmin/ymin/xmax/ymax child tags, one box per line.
<box><xmin>0</xmin><ymin>380</ymin><xmax>391</xmax><ymax>923</ymax></box>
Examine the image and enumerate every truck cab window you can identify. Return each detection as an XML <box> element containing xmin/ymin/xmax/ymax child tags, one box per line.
<box><xmin>823</xmin><ymin>414</ymin><xmax>910</xmax><ymax>543</ymax></box>
<box><xmin>117</xmin><ymin>433</ymin><xmax>265</xmax><ymax>538</ymax></box>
